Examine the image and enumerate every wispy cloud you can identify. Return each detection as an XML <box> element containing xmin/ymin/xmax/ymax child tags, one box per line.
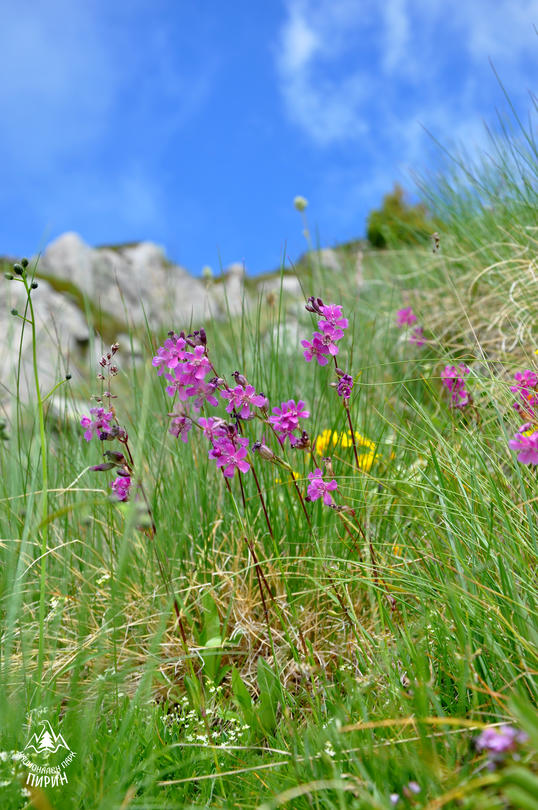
<box><xmin>276</xmin><ymin>0</ymin><xmax>538</xmax><ymax>149</ymax></box>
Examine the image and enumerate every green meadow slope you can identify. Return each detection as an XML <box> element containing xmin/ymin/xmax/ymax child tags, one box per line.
<box><xmin>0</xmin><ymin>119</ymin><xmax>537</xmax><ymax>809</ymax></box>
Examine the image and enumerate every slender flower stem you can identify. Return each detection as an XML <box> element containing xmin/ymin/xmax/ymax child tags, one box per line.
<box><xmin>250</xmin><ymin>463</ymin><xmax>274</xmax><ymax>540</ymax></box>
<box><xmin>237</xmin><ymin>470</ymin><xmax>247</xmax><ymax>509</ymax></box>
<box><xmin>344</xmin><ymin>403</ymin><xmax>361</xmax><ymax>471</ymax></box>
<box><xmin>22</xmin><ymin>275</ymin><xmax>49</xmax><ymax>686</ymax></box>
<box><xmin>292</xmin><ymin>478</ymin><xmax>311</xmax><ymax>526</ymax></box>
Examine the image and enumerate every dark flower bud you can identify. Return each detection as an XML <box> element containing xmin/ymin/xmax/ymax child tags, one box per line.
<box><xmin>65</xmin><ymin>373</ymin><xmax>72</xmax><ymax>380</ymax></box>
<box><xmin>111</xmin><ymin>342</ymin><xmax>119</xmax><ymax>353</ymax></box>
<box><xmin>4</xmin><ymin>273</ymin><xmax>14</xmax><ymax>280</ymax></box>
<box><xmin>116</xmin><ymin>467</ymin><xmax>131</xmax><ymax>477</ymax></box>
<box><xmin>305</xmin><ymin>296</ymin><xmax>324</xmax><ymax>314</ymax></box>
<box><xmin>167</xmin><ymin>330</ymin><xmax>175</xmax><ymax>338</ymax></box>
<box><xmin>293</xmin><ymin>430</ymin><xmax>311</xmax><ymax>450</ymax></box>
<box><xmin>13</xmin><ymin>263</ymin><xmax>24</xmax><ymax>275</ymax></box>
<box><xmin>90</xmin><ymin>462</ymin><xmax>116</xmax><ymax>472</ymax></box>
<box><xmin>21</xmin><ymin>258</ymin><xmax>29</xmax><ymax>268</ymax></box>
<box><xmin>187</xmin><ymin>329</ymin><xmax>207</xmax><ymax>347</ymax></box>
<box><xmin>104</xmin><ymin>450</ymin><xmax>125</xmax><ymax>463</ymax></box>
<box><xmin>232</xmin><ymin>371</ymin><xmax>248</xmax><ymax>387</ymax></box>
<box><xmin>31</xmin><ymin>281</ymin><xmax>38</xmax><ymax>289</ymax></box>
<box><xmin>252</xmin><ymin>441</ymin><xmax>275</xmax><ymax>461</ymax></box>
<box><xmin>10</xmin><ymin>308</ymin><xmax>18</xmax><ymax>316</ymax></box>
<box><xmin>100</xmin><ymin>425</ymin><xmax>126</xmax><ymax>441</ymax></box>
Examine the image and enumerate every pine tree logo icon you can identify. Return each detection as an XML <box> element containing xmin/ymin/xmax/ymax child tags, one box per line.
<box><xmin>24</xmin><ymin>721</ymin><xmax>72</xmax><ymax>756</ymax></box>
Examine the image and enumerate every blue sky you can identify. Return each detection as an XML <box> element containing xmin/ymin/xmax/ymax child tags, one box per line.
<box><xmin>0</xmin><ymin>0</ymin><xmax>536</xmax><ymax>275</ymax></box>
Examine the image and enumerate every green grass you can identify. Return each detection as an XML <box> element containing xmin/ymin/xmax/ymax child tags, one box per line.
<box><xmin>0</xmin><ymin>110</ymin><xmax>537</xmax><ymax>809</ymax></box>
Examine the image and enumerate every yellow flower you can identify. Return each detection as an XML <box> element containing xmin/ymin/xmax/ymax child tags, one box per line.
<box><xmin>357</xmin><ymin>452</ymin><xmax>376</xmax><ymax>472</ymax></box>
<box><xmin>275</xmin><ymin>470</ymin><xmax>300</xmax><ymax>485</ymax></box>
<box><xmin>392</xmin><ymin>544</ymin><xmax>402</xmax><ymax>556</ymax></box>
<box><xmin>314</xmin><ymin>429</ymin><xmax>376</xmax><ymax>457</ymax></box>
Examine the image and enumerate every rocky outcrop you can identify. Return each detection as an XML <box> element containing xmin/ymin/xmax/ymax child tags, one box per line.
<box><xmin>1</xmin><ymin>276</ymin><xmax>88</xmax><ymax>406</ymax></box>
<box><xmin>1</xmin><ymin>232</ymin><xmax>365</xmax><ymax>411</ymax></box>
<box><xmin>39</xmin><ymin>233</ymin><xmax>219</xmax><ymax>329</ymax></box>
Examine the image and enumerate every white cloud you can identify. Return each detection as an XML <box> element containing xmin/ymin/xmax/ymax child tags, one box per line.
<box><xmin>382</xmin><ymin>0</ymin><xmax>411</xmax><ymax>74</ymax></box>
<box><xmin>276</xmin><ymin>0</ymin><xmax>538</xmax><ymax>149</ymax></box>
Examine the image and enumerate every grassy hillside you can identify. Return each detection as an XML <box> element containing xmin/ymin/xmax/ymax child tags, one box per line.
<box><xmin>0</xmin><ymin>115</ymin><xmax>537</xmax><ymax>809</ymax></box>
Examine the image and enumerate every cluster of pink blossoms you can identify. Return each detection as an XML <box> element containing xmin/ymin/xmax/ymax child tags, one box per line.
<box><xmin>198</xmin><ymin>417</ymin><xmax>251</xmax><ymax>477</ymax></box>
<box><xmin>152</xmin><ymin>330</ymin><xmax>275</xmax><ymax>478</ymax></box>
<box><xmin>306</xmin><ymin>467</ymin><xmax>338</xmax><ymax>506</ymax></box>
<box><xmin>110</xmin><ymin>475</ymin><xmax>131</xmax><ymax>501</ymax></box>
<box><xmin>80</xmin><ymin>407</ymin><xmax>114</xmax><ymax>441</ymax></box>
<box><xmin>510</xmin><ymin>369</ymin><xmax>538</xmax><ymax>416</ymax></box>
<box><xmin>508</xmin><ymin>369</ymin><xmax>538</xmax><ymax>465</ymax></box>
<box><xmin>301</xmin><ymin>297</ymin><xmax>349</xmax><ymax>366</ymax></box>
<box><xmin>441</xmin><ymin>364</ymin><xmax>471</xmax><ymax>408</ymax></box>
<box><xmin>152</xmin><ymin>331</ymin><xmax>219</xmax><ymax>411</ymax></box>
<box><xmin>268</xmin><ymin>399</ymin><xmax>310</xmax><ymax>446</ymax></box>
<box><xmin>508</xmin><ymin>423</ymin><xmax>538</xmax><ymax>465</ymax></box>
<box><xmin>396</xmin><ymin>307</ymin><xmax>425</xmax><ymax>348</ymax></box>
<box><xmin>221</xmin><ymin>384</ymin><xmax>268</xmax><ymax>419</ymax></box>
<box><xmin>475</xmin><ymin>724</ymin><xmax>528</xmax><ymax>769</ymax></box>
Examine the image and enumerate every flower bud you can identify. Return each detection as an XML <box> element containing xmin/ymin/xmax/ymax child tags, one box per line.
<box><xmin>65</xmin><ymin>373</ymin><xmax>72</xmax><ymax>380</ymax></box>
<box><xmin>13</xmin><ymin>263</ymin><xmax>24</xmax><ymax>275</ymax></box>
<box><xmin>4</xmin><ymin>273</ymin><xmax>14</xmax><ymax>280</ymax></box>
<box><xmin>10</xmin><ymin>308</ymin><xmax>18</xmax><ymax>316</ymax></box>
<box><xmin>31</xmin><ymin>281</ymin><xmax>38</xmax><ymax>289</ymax></box>
<box><xmin>305</xmin><ymin>296</ymin><xmax>324</xmax><ymax>315</ymax></box>
<box><xmin>293</xmin><ymin>431</ymin><xmax>311</xmax><ymax>450</ymax></box>
<box><xmin>104</xmin><ymin>450</ymin><xmax>126</xmax><ymax>463</ymax></box>
<box><xmin>293</xmin><ymin>195</ymin><xmax>308</xmax><ymax>212</ymax></box>
<box><xmin>90</xmin><ymin>463</ymin><xmax>116</xmax><ymax>472</ymax></box>
<box><xmin>232</xmin><ymin>371</ymin><xmax>248</xmax><ymax>387</ymax></box>
<box><xmin>252</xmin><ymin>441</ymin><xmax>275</xmax><ymax>461</ymax></box>
<box><xmin>21</xmin><ymin>258</ymin><xmax>29</xmax><ymax>268</ymax></box>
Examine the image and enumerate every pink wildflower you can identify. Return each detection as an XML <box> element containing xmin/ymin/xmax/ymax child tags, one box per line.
<box><xmin>508</xmin><ymin>425</ymin><xmax>538</xmax><ymax>464</ymax></box>
<box><xmin>209</xmin><ymin>435</ymin><xmax>250</xmax><ymax>478</ymax></box>
<box><xmin>110</xmin><ymin>475</ymin><xmax>131</xmax><ymax>501</ymax></box>
<box><xmin>198</xmin><ymin>416</ymin><xmax>228</xmax><ymax>441</ymax></box>
<box><xmin>441</xmin><ymin>364</ymin><xmax>471</xmax><ymax>408</ymax></box>
<box><xmin>221</xmin><ymin>384</ymin><xmax>268</xmax><ymax>418</ymax></box>
<box><xmin>396</xmin><ymin>307</ymin><xmax>417</xmax><ymax>327</ymax></box>
<box><xmin>169</xmin><ymin>415</ymin><xmax>192</xmax><ymax>442</ymax></box>
<box><xmin>180</xmin><ymin>345</ymin><xmax>212</xmax><ymax>384</ymax></box>
<box><xmin>475</xmin><ymin>725</ymin><xmax>528</xmax><ymax>768</ymax></box>
<box><xmin>306</xmin><ymin>468</ymin><xmax>338</xmax><ymax>506</ymax></box>
<box><xmin>80</xmin><ymin>407</ymin><xmax>114</xmax><ymax>441</ymax></box>
<box><xmin>409</xmin><ymin>326</ymin><xmax>425</xmax><ymax>347</ymax></box>
<box><xmin>336</xmin><ymin>373</ymin><xmax>353</xmax><ymax>399</ymax></box>
<box><xmin>302</xmin><ymin>298</ymin><xmax>347</xmax><ymax>365</ymax></box>
<box><xmin>510</xmin><ymin>370</ymin><xmax>538</xmax><ymax>415</ymax></box>
<box><xmin>301</xmin><ymin>333</ymin><xmax>331</xmax><ymax>366</ymax></box>
<box><xmin>318</xmin><ymin>304</ymin><xmax>349</xmax><ymax>340</ymax></box>
<box><xmin>187</xmin><ymin>379</ymin><xmax>219</xmax><ymax>410</ymax></box>
<box><xmin>268</xmin><ymin>399</ymin><xmax>310</xmax><ymax>445</ymax></box>
<box><xmin>151</xmin><ymin>335</ymin><xmax>187</xmax><ymax>375</ymax></box>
